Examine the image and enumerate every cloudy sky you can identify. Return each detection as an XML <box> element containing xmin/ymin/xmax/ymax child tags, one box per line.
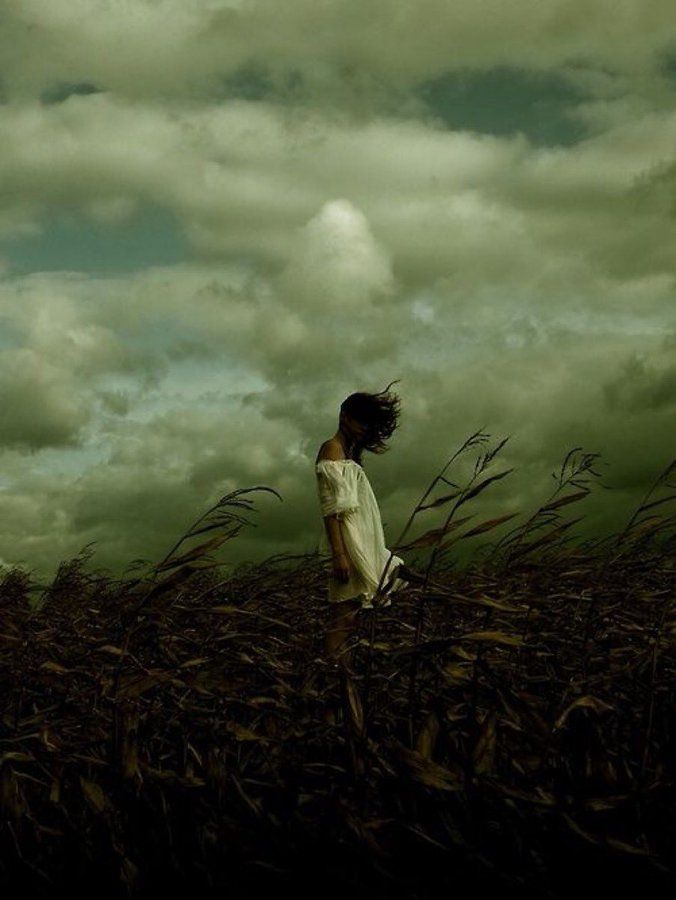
<box><xmin>0</xmin><ymin>0</ymin><xmax>675</xmax><ymax>581</ymax></box>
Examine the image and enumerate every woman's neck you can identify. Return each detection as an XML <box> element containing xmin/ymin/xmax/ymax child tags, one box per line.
<box><xmin>336</xmin><ymin>428</ymin><xmax>355</xmax><ymax>459</ymax></box>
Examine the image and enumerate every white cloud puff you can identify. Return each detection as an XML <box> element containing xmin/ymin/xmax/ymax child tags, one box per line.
<box><xmin>277</xmin><ymin>198</ymin><xmax>395</xmax><ymax>310</ymax></box>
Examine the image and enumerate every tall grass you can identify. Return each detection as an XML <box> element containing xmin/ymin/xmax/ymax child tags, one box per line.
<box><xmin>1</xmin><ymin>436</ymin><xmax>674</xmax><ymax>898</ymax></box>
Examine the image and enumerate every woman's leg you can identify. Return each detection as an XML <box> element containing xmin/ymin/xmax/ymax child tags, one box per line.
<box><xmin>325</xmin><ymin>597</ymin><xmax>361</xmax><ymax>671</ymax></box>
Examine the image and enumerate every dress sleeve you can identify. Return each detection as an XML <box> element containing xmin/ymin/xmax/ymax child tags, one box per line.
<box><xmin>315</xmin><ymin>462</ymin><xmax>360</xmax><ymax>519</ymax></box>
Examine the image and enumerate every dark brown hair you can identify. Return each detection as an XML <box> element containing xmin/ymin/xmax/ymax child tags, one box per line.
<box><xmin>340</xmin><ymin>379</ymin><xmax>401</xmax><ymax>466</ymax></box>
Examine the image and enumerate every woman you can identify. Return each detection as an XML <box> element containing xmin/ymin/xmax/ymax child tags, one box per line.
<box><xmin>314</xmin><ymin>382</ymin><xmax>417</xmax><ymax>673</ymax></box>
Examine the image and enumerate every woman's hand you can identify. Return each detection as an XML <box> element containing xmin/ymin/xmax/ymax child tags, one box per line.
<box><xmin>331</xmin><ymin>551</ymin><xmax>351</xmax><ymax>584</ymax></box>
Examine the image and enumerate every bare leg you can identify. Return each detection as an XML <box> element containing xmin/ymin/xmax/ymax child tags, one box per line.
<box><xmin>325</xmin><ymin>597</ymin><xmax>361</xmax><ymax>672</ymax></box>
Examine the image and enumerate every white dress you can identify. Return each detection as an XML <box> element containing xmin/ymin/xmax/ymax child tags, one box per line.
<box><xmin>315</xmin><ymin>458</ymin><xmax>406</xmax><ymax>609</ymax></box>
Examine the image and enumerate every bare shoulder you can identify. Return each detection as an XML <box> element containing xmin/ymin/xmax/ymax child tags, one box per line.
<box><xmin>315</xmin><ymin>438</ymin><xmax>345</xmax><ymax>464</ymax></box>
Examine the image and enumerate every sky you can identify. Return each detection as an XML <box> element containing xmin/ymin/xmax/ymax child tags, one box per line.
<box><xmin>0</xmin><ymin>0</ymin><xmax>674</xmax><ymax>581</ymax></box>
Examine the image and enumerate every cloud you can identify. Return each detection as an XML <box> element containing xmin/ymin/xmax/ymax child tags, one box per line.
<box><xmin>277</xmin><ymin>198</ymin><xmax>395</xmax><ymax>310</ymax></box>
<box><xmin>602</xmin><ymin>344</ymin><xmax>676</xmax><ymax>412</ymax></box>
<box><xmin>0</xmin><ymin>247</ymin><xmax>671</xmax><ymax>577</ymax></box>
<box><xmin>0</xmin><ymin>347</ymin><xmax>91</xmax><ymax>450</ymax></box>
<box><xmin>3</xmin><ymin>92</ymin><xmax>676</xmax><ymax>294</ymax></box>
<box><xmin>2</xmin><ymin>0</ymin><xmax>676</xmax><ymax>107</ymax></box>
<box><xmin>0</xmin><ymin>1</ymin><xmax>675</xmax><ymax>578</ymax></box>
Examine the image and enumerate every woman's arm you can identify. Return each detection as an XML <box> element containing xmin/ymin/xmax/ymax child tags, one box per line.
<box><xmin>317</xmin><ymin>440</ymin><xmax>352</xmax><ymax>582</ymax></box>
<box><xmin>323</xmin><ymin>514</ymin><xmax>350</xmax><ymax>583</ymax></box>
<box><xmin>323</xmin><ymin>512</ymin><xmax>347</xmax><ymax>558</ymax></box>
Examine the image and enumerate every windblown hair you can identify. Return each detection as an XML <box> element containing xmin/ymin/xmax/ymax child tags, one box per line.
<box><xmin>341</xmin><ymin>380</ymin><xmax>402</xmax><ymax>466</ymax></box>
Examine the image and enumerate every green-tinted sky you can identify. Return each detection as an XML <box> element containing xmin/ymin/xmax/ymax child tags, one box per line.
<box><xmin>0</xmin><ymin>1</ymin><xmax>674</xmax><ymax>579</ymax></box>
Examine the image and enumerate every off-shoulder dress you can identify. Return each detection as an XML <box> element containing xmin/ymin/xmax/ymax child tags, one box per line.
<box><xmin>315</xmin><ymin>458</ymin><xmax>406</xmax><ymax>609</ymax></box>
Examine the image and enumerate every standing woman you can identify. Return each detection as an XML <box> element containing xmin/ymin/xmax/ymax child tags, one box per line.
<box><xmin>314</xmin><ymin>382</ymin><xmax>410</xmax><ymax>673</ymax></box>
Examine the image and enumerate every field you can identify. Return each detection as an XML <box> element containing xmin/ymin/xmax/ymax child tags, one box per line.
<box><xmin>1</xmin><ymin>435</ymin><xmax>674</xmax><ymax>899</ymax></box>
